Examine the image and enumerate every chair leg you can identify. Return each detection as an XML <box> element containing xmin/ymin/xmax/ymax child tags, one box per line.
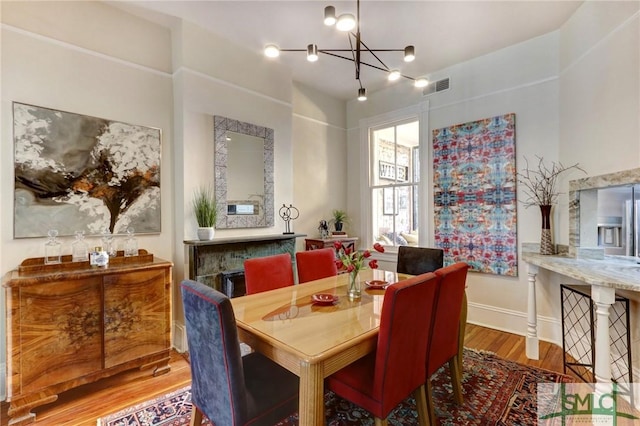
<box><xmin>190</xmin><ymin>405</ymin><xmax>203</xmax><ymax>426</ymax></box>
<box><xmin>425</xmin><ymin>379</ymin><xmax>436</xmax><ymax>426</ymax></box>
<box><xmin>374</xmin><ymin>417</ymin><xmax>389</xmax><ymax>426</ymax></box>
<box><xmin>449</xmin><ymin>356</ymin><xmax>464</xmax><ymax>404</ymax></box>
<box><xmin>457</xmin><ymin>291</ymin><xmax>468</xmax><ymax>380</ymax></box>
<box><xmin>413</xmin><ymin>384</ymin><xmax>431</xmax><ymax>426</ymax></box>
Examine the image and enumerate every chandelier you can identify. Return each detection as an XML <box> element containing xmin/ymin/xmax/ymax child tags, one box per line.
<box><xmin>263</xmin><ymin>0</ymin><xmax>428</xmax><ymax>101</ymax></box>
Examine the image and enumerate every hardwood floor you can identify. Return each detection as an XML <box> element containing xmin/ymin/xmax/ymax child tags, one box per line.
<box><xmin>1</xmin><ymin>324</ymin><xmax>577</xmax><ymax>426</ymax></box>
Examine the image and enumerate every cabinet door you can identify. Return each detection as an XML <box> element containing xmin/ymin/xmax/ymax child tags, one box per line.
<box><xmin>19</xmin><ymin>278</ymin><xmax>102</xmax><ymax>393</ymax></box>
<box><xmin>103</xmin><ymin>268</ymin><xmax>169</xmax><ymax>368</ymax></box>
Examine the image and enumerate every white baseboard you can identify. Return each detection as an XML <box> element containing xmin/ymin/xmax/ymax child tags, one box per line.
<box><xmin>1</xmin><ymin>362</ymin><xmax>6</xmax><ymax>401</ymax></box>
<box><xmin>467</xmin><ymin>301</ymin><xmax>563</xmax><ymax>347</ymax></box>
<box><xmin>172</xmin><ymin>322</ymin><xmax>187</xmax><ymax>353</ymax></box>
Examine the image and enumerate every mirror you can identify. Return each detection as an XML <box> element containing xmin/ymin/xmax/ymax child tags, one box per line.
<box><xmin>570</xmin><ymin>167</ymin><xmax>640</xmax><ymax>256</ymax></box>
<box><xmin>214</xmin><ymin>116</ymin><xmax>274</xmax><ymax>228</ymax></box>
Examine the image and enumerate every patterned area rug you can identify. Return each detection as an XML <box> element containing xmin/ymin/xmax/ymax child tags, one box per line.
<box><xmin>98</xmin><ymin>349</ymin><xmax>572</xmax><ymax>426</ymax></box>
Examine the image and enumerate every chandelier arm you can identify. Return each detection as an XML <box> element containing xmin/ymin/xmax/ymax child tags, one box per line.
<box><xmin>358</xmin><ymin>38</ymin><xmax>390</xmax><ymax>71</ymax></box>
<box><xmin>319</xmin><ymin>51</ymin><xmax>413</xmax><ymax>79</ymax></box>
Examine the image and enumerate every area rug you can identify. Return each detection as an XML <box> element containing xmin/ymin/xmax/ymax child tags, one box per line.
<box><xmin>98</xmin><ymin>349</ymin><xmax>572</xmax><ymax>426</ymax></box>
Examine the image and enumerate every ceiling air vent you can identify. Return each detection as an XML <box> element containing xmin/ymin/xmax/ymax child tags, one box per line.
<box><xmin>422</xmin><ymin>77</ymin><xmax>450</xmax><ymax>96</ymax></box>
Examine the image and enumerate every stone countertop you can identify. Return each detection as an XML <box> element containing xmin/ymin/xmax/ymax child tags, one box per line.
<box><xmin>522</xmin><ymin>250</ymin><xmax>640</xmax><ymax>292</ymax></box>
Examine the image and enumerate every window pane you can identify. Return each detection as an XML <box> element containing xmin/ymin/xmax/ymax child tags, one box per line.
<box><xmin>370</xmin><ymin>120</ymin><xmax>420</xmax><ymax>248</ymax></box>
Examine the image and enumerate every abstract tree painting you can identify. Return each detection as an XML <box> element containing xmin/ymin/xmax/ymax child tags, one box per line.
<box><xmin>13</xmin><ymin>102</ymin><xmax>161</xmax><ymax>238</ymax></box>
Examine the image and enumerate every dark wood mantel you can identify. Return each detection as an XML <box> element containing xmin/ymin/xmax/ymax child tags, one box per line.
<box><xmin>184</xmin><ymin>233</ymin><xmax>306</xmax><ymax>292</ymax></box>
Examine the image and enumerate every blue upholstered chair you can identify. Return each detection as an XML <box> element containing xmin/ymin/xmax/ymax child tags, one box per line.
<box><xmin>180</xmin><ymin>280</ymin><xmax>299</xmax><ymax>426</ymax></box>
<box><xmin>295</xmin><ymin>247</ymin><xmax>338</xmax><ymax>283</ymax></box>
<box><xmin>244</xmin><ymin>253</ymin><xmax>294</xmax><ymax>295</ymax></box>
<box><xmin>326</xmin><ymin>272</ymin><xmax>441</xmax><ymax>426</ymax></box>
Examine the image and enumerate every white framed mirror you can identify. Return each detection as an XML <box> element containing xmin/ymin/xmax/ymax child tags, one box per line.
<box><xmin>214</xmin><ymin>116</ymin><xmax>274</xmax><ymax>228</ymax></box>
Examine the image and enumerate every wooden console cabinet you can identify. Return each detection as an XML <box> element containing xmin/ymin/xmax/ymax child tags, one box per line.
<box><xmin>3</xmin><ymin>250</ymin><xmax>172</xmax><ymax>426</ymax></box>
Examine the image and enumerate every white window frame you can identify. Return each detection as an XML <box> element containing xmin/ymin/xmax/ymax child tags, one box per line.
<box><xmin>358</xmin><ymin>101</ymin><xmax>430</xmax><ymax>258</ymax></box>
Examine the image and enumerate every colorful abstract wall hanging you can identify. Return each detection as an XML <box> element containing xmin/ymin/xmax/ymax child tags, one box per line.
<box><xmin>14</xmin><ymin>102</ymin><xmax>161</xmax><ymax>238</ymax></box>
<box><xmin>432</xmin><ymin>113</ymin><xmax>517</xmax><ymax>276</ymax></box>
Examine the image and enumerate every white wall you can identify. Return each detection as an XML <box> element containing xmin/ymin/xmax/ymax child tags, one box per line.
<box><xmin>347</xmin><ymin>31</ymin><xmax>563</xmax><ymax>339</ymax></box>
<box><xmin>346</xmin><ymin>1</ymin><xmax>640</xmax><ymax>357</ymax></box>
<box><xmin>1</xmin><ymin>1</ymin><xmax>174</xmax><ymax>400</ymax></box>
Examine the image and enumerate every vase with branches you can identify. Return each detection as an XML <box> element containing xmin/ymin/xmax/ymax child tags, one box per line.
<box><xmin>517</xmin><ymin>156</ymin><xmax>585</xmax><ymax>254</ymax></box>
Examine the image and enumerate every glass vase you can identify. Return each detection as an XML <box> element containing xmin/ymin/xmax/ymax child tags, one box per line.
<box><xmin>348</xmin><ymin>269</ymin><xmax>361</xmax><ymax>300</ymax></box>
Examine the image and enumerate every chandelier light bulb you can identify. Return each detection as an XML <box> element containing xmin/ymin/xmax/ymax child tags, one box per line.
<box><xmin>336</xmin><ymin>13</ymin><xmax>356</xmax><ymax>31</ymax></box>
<box><xmin>307</xmin><ymin>44</ymin><xmax>319</xmax><ymax>62</ymax></box>
<box><xmin>264</xmin><ymin>44</ymin><xmax>280</xmax><ymax>58</ymax></box>
<box><xmin>388</xmin><ymin>69</ymin><xmax>401</xmax><ymax>81</ymax></box>
<box><xmin>414</xmin><ymin>78</ymin><xmax>429</xmax><ymax>88</ymax></box>
<box><xmin>324</xmin><ymin>6</ymin><xmax>337</xmax><ymax>26</ymax></box>
<box><xmin>404</xmin><ymin>45</ymin><xmax>415</xmax><ymax>62</ymax></box>
<box><xmin>358</xmin><ymin>88</ymin><xmax>367</xmax><ymax>101</ymax></box>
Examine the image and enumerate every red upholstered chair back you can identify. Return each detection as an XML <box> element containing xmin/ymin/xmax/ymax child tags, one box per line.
<box><xmin>244</xmin><ymin>253</ymin><xmax>294</xmax><ymax>295</ymax></box>
<box><xmin>295</xmin><ymin>248</ymin><xmax>338</xmax><ymax>283</ymax></box>
<box><xmin>372</xmin><ymin>272</ymin><xmax>440</xmax><ymax>412</ymax></box>
<box><xmin>428</xmin><ymin>262</ymin><xmax>469</xmax><ymax>374</ymax></box>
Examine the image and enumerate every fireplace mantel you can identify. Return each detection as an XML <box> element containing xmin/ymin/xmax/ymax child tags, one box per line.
<box><xmin>184</xmin><ymin>234</ymin><xmax>306</xmax><ymax>292</ymax></box>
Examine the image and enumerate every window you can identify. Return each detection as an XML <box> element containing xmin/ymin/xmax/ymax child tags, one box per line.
<box><xmin>370</xmin><ymin>120</ymin><xmax>420</xmax><ymax>249</ymax></box>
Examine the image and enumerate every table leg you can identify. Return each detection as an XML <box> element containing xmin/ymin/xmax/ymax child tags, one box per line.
<box><xmin>591</xmin><ymin>286</ymin><xmax>615</xmax><ymax>383</ymax></box>
<box><xmin>298</xmin><ymin>361</ymin><xmax>325</xmax><ymax>426</ymax></box>
<box><xmin>526</xmin><ymin>264</ymin><xmax>539</xmax><ymax>360</ymax></box>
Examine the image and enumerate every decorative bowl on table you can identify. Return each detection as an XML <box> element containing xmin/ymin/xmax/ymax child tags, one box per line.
<box><xmin>311</xmin><ymin>293</ymin><xmax>339</xmax><ymax>305</ymax></box>
<box><xmin>365</xmin><ymin>280</ymin><xmax>389</xmax><ymax>289</ymax></box>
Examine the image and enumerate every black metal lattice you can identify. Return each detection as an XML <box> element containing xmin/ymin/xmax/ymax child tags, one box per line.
<box><xmin>560</xmin><ymin>284</ymin><xmax>634</xmax><ymax>405</ymax></box>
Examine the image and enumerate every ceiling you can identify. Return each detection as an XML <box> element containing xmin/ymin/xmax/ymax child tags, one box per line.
<box><xmin>117</xmin><ymin>1</ymin><xmax>583</xmax><ymax>101</ymax></box>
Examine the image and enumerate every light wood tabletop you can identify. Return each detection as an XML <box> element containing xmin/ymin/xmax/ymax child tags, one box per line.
<box><xmin>231</xmin><ymin>268</ymin><xmax>410</xmax><ymax>426</ymax></box>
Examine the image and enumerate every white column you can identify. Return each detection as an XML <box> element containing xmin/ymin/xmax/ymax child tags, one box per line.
<box><xmin>591</xmin><ymin>285</ymin><xmax>616</xmax><ymax>383</ymax></box>
<box><xmin>526</xmin><ymin>263</ymin><xmax>539</xmax><ymax>360</ymax></box>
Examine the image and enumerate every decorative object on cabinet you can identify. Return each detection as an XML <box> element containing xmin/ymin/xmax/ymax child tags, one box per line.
<box><xmin>192</xmin><ymin>185</ymin><xmax>217</xmax><ymax>240</ymax></box>
<box><xmin>3</xmin><ymin>250</ymin><xmax>172</xmax><ymax>426</ymax></box>
<box><xmin>279</xmin><ymin>204</ymin><xmax>299</xmax><ymax>234</ymax></box>
<box><xmin>330</xmin><ymin>209</ymin><xmax>348</xmax><ymax>232</ymax></box>
<box><xmin>318</xmin><ymin>219</ymin><xmax>329</xmax><ymax>239</ymax></box>
<box><xmin>517</xmin><ymin>156</ymin><xmax>585</xmax><ymax>255</ymax></box>
<box><xmin>433</xmin><ymin>113</ymin><xmax>518</xmax><ymax>276</ymax></box>
<box><xmin>13</xmin><ymin>102</ymin><xmax>161</xmax><ymax>238</ymax></box>
<box><xmin>305</xmin><ymin>237</ymin><xmax>358</xmax><ymax>255</ymax></box>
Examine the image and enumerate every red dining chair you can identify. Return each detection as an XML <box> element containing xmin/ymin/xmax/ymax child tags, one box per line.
<box><xmin>295</xmin><ymin>248</ymin><xmax>338</xmax><ymax>283</ymax></box>
<box><xmin>326</xmin><ymin>272</ymin><xmax>441</xmax><ymax>426</ymax></box>
<box><xmin>397</xmin><ymin>246</ymin><xmax>466</xmax><ymax>380</ymax></box>
<box><xmin>425</xmin><ymin>262</ymin><xmax>469</xmax><ymax>424</ymax></box>
<box><xmin>244</xmin><ymin>253</ymin><xmax>294</xmax><ymax>295</ymax></box>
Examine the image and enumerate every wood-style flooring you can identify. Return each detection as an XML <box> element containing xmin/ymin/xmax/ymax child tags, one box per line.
<box><xmin>0</xmin><ymin>324</ymin><xmax>578</xmax><ymax>426</ymax></box>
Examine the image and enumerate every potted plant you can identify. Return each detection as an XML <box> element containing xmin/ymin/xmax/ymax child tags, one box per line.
<box><xmin>330</xmin><ymin>209</ymin><xmax>349</xmax><ymax>232</ymax></box>
<box><xmin>193</xmin><ymin>185</ymin><xmax>217</xmax><ymax>240</ymax></box>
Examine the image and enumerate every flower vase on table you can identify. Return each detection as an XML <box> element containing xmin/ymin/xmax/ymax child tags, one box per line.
<box><xmin>348</xmin><ymin>270</ymin><xmax>361</xmax><ymax>300</ymax></box>
<box><xmin>334</xmin><ymin>241</ymin><xmax>385</xmax><ymax>301</ymax></box>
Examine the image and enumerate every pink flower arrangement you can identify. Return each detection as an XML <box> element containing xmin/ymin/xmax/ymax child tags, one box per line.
<box><xmin>334</xmin><ymin>241</ymin><xmax>385</xmax><ymax>274</ymax></box>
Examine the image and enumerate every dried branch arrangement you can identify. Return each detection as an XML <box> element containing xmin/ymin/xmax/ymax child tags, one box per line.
<box><xmin>517</xmin><ymin>156</ymin><xmax>585</xmax><ymax>207</ymax></box>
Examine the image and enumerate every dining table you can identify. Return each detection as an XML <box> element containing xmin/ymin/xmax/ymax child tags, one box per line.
<box><xmin>230</xmin><ymin>268</ymin><xmax>410</xmax><ymax>426</ymax></box>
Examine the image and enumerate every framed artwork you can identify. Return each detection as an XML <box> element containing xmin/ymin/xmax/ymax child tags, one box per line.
<box><xmin>383</xmin><ymin>187</ymin><xmax>396</xmax><ymax>215</ymax></box>
<box><xmin>432</xmin><ymin>113</ymin><xmax>517</xmax><ymax>276</ymax></box>
<box><xmin>13</xmin><ymin>102</ymin><xmax>162</xmax><ymax>238</ymax></box>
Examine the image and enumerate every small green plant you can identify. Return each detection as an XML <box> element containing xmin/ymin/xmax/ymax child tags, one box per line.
<box><xmin>192</xmin><ymin>186</ymin><xmax>217</xmax><ymax>227</ymax></box>
<box><xmin>332</xmin><ymin>209</ymin><xmax>348</xmax><ymax>223</ymax></box>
